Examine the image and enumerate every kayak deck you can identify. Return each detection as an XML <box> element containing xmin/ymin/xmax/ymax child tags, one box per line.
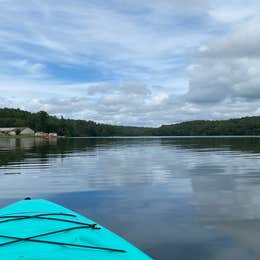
<box><xmin>0</xmin><ymin>199</ymin><xmax>152</xmax><ymax>259</ymax></box>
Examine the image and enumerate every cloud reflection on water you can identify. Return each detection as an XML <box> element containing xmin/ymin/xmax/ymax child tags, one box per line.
<box><xmin>1</xmin><ymin>137</ymin><xmax>260</xmax><ymax>259</ymax></box>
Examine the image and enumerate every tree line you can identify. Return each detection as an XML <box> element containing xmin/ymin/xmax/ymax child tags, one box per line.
<box><xmin>0</xmin><ymin>108</ymin><xmax>260</xmax><ymax>136</ymax></box>
<box><xmin>0</xmin><ymin>108</ymin><xmax>154</xmax><ymax>136</ymax></box>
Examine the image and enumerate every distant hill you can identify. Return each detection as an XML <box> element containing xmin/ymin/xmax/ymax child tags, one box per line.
<box><xmin>0</xmin><ymin>108</ymin><xmax>259</xmax><ymax>136</ymax></box>
<box><xmin>0</xmin><ymin>108</ymin><xmax>155</xmax><ymax>136</ymax></box>
<box><xmin>158</xmin><ymin>117</ymin><xmax>260</xmax><ymax>136</ymax></box>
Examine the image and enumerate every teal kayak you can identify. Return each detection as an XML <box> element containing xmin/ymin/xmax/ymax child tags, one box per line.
<box><xmin>0</xmin><ymin>199</ymin><xmax>152</xmax><ymax>259</ymax></box>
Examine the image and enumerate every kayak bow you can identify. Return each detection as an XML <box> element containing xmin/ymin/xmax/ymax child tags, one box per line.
<box><xmin>0</xmin><ymin>199</ymin><xmax>152</xmax><ymax>259</ymax></box>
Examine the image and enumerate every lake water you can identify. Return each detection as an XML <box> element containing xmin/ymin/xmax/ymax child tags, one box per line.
<box><xmin>1</xmin><ymin>137</ymin><xmax>260</xmax><ymax>259</ymax></box>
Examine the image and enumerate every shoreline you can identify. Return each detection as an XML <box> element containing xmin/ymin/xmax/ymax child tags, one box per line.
<box><xmin>0</xmin><ymin>135</ymin><xmax>59</xmax><ymax>139</ymax></box>
<box><xmin>1</xmin><ymin>135</ymin><xmax>260</xmax><ymax>139</ymax></box>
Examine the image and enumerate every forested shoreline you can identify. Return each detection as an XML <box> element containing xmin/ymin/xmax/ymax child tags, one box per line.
<box><xmin>0</xmin><ymin>108</ymin><xmax>260</xmax><ymax>136</ymax></box>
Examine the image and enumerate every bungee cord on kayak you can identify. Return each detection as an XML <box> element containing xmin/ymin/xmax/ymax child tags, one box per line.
<box><xmin>0</xmin><ymin>212</ymin><xmax>126</xmax><ymax>253</ymax></box>
<box><xmin>0</xmin><ymin>199</ymin><xmax>151</xmax><ymax>259</ymax></box>
<box><xmin>0</xmin><ymin>212</ymin><xmax>100</xmax><ymax>228</ymax></box>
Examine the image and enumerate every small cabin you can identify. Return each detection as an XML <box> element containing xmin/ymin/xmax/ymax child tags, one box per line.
<box><xmin>0</xmin><ymin>127</ymin><xmax>35</xmax><ymax>136</ymax></box>
<box><xmin>20</xmin><ymin>127</ymin><xmax>35</xmax><ymax>135</ymax></box>
<box><xmin>35</xmin><ymin>132</ymin><xmax>49</xmax><ymax>137</ymax></box>
<box><xmin>49</xmin><ymin>133</ymin><xmax>58</xmax><ymax>137</ymax></box>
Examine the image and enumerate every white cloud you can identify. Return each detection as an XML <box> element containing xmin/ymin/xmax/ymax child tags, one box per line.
<box><xmin>0</xmin><ymin>0</ymin><xmax>260</xmax><ymax>126</ymax></box>
<box><xmin>178</xmin><ymin>11</ymin><xmax>260</xmax><ymax>122</ymax></box>
<box><xmin>0</xmin><ymin>59</ymin><xmax>45</xmax><ymax>79</ymax></box>
<box><xmin>187</xmin><ymin>16</ymin><xmax>260</xmax><ymax>103</ymax></box>
<box><xmin>0</xmin><ymin>0</ymin><xmax>214</xmax><ymax>84</ymax></box>
<box><xmin>209</xmin><ymin>0</ymin><xmax>260</xmax><ymax>24</ymax></box>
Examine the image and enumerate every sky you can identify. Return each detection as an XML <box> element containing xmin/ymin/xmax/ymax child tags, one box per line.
<box><xmin>0</xmin><ymin>0</ymin><xmax>260</xmax><ymax>126</ymax></box>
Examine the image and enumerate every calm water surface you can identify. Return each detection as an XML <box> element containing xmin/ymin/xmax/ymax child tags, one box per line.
<box><xmin>1</xmin><ymin>137</ymin><xmax>260</xmax><ymax>259</ymax></box>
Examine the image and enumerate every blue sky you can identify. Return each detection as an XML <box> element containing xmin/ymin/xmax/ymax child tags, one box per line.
<box><xmin>0</xmin><ymin>0</ymin><xmax>260</xmax><ymax>126</ymax></box>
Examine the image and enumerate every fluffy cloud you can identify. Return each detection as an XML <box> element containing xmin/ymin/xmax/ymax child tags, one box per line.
<box><xmin>0</xmin><ymin>0</ymin><xmax>260</xmax><ymax>126</ymax></box>
<box><xmin>0</xmin><ymin>0</ymin><xmax>209</xmax><ymax>82</ymax></box>
<box><xmin>186</xmin><ymin>16</ymin><xmax>260</xmax><ymax>110</ymax></box>
<box><xmin>24</xmin><ymin>83</ymin><xmax>173</xmax><ymax>126</ymax></box>
<box><xmin>0</xmin><ymin>59</ymin><xmax>45</xmax><ymax>79</ymax></box>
